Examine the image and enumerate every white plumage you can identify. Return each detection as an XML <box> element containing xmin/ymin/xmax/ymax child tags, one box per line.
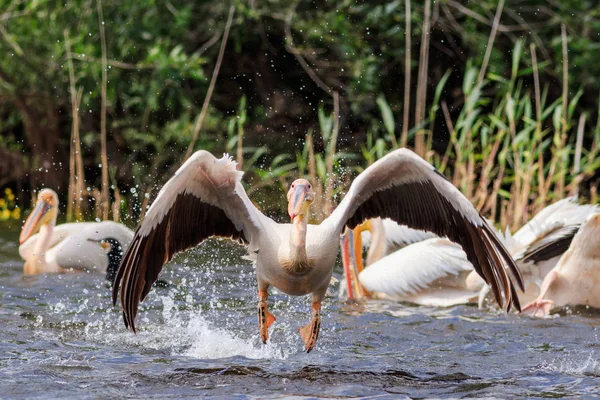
<box><xmin>522</xmin><ymin>212</ymin><xmax>600</xmax><ymax>317</ymax></box>
<box><xmin>113</xmin><ymin>148</ymin><xmax>522</xmax><ymax>352</ymax></box>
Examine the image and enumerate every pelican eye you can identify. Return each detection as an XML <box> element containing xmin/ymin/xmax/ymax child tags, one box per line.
<box><xmin>292</xmin><ymin>184</ymin><xmax>295</xmax><ymax>188</ymax></box>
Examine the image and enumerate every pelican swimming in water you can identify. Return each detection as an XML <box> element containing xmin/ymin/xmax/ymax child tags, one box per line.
<box><xmin>341</xmin><ymin>198</ymin><xmax>596</xmax><ymax>308</ymax></box>
<box><xmin>340</xmin><ymin>219</ymin><xmax>476</xmax><ymax>306</ymax></box>
<box><xmin>112</xmin><ymin>148</ymin><xmax>523</xmax><ymax>352</ymax></box>
<box><xmin>521</xmin><ymin>212</ymin><xmax>600</xmax><ymax>317</ymax></box>
<box><xmin>19</xmin><ymin>189</ymin><xmax>133</xmax><ymax>279</ymax></box>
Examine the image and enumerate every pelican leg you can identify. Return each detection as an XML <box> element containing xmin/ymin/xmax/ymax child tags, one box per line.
<box><xmin>257</xmin><ymin>289</ymin><xmax>276</xmax><ymax>344</ymax></box>
<box><xmin>299</xmin><ymin>300</ymin><xmax>321</xmax><ymax>353</ymax></box>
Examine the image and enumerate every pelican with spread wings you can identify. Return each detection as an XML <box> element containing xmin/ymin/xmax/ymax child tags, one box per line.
<box><xmin>112</xmin><ymin>148</ymin><xmax>523</xmax><ymax>352</ymax></box>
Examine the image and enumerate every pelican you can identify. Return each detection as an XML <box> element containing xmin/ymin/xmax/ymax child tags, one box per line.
<box><xmin>467</xmin><ymin>197</ymin><xmax>597</xmax><ymax>306</ymax></box>
<box><xmin>342</xmin><ymin>198</ymin><xmax>595</xmax><ymax>308</ymax></box>
<box><xmin>112</xmin><ymin>148</ymin><xmax>523</xmax><ymax>352</ymax></box>
<box><xmin>521</xmin><ymin>213</ymin><xmax>600</xmax><ymax>317</ymax></box>
<box><xmin>340</xmin><ymin>219</ymin><xmax>476</xmax><ymax>306</ymax></box>
<box><xmin>19</xmin><ymin>189</ymin><xmax>134</xmax><ymax>279</ymax></box>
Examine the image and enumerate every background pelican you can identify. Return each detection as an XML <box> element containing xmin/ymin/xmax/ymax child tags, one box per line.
<box><xmin>468</xmin><ymin>197</ymin><xmax>597</xmax><ymax>306</ymax></box>
<box><xmin>19</xmin><ymin>189</ymin><xmax>133</xmax><ymax>278</ymax></box>
<box><xmin>340</xmin><ymin>219</ymin><xmax>475</xmax><ymax>306</ymax></box>
<box><xmin>521</xmin><ymin>213</ymin><xmax>600</xmax><ymax>317</ymax></box>
<box><xmin>112</xmin><ymin>148</ymin><xmax>523</xmax><ymax>353</ymax></box>
<box><xmin>342</xmin><ymin>198</ymin><xmax>596</xmax><ymax>307</ymax></box>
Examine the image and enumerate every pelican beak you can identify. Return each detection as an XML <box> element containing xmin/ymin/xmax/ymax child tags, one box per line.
<box><xmin>341</xmin><ymin>225</ymin><xmax>369</xmax><ymax>300</ymax></box>
<box><xmin>288</xmin><ymin>184</ymin><xmax>311</xmax><ymax>222</ymax></box>
<box><xmin>88</xmin><ymin>238</ymin><xmax>110</xmax><ymax>251</ymax></box>
<box><xmin>341</xmin><ymin>228</ymin><xmax>355</xmax><ymax>299</ymax></box>
<box><xmin>19</xmin><ymin>199</ymin><xmax>55</xmax><ymax>244</ymax></box>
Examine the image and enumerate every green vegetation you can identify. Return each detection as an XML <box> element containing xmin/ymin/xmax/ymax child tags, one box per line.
<box><xmin>1</xmin><ymin>0</ymin><xmax>599</xmax><ymax>228</ymax></box>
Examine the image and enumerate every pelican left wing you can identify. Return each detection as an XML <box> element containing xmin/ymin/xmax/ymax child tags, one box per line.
<box><xmin>113</xmin><ymin>151</ymin><xmax>268</xmax><ymax>332</ymax></box>
<box><xmin>325</xmin><ymin>148</ymin><xmax>523</xmax><ymax>311</ymax></box>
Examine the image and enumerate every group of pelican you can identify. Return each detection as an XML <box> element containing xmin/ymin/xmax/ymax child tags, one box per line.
<box><xmin>340</xmin><ymin>196</ymin><xmax>600</xmax><ymax>317</ymax></box>
<box><xmin>16</xmin><ymin>148</ymin><xmax>600</xmax><ymax>353</ymax></box>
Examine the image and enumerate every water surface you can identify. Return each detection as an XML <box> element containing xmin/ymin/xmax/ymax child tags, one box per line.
<box><xmin>1</xmin><ymin>224</ymin><xmax>599</xmax><ymax>399</ymax></box>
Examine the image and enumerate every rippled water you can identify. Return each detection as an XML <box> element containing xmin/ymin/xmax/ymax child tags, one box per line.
<box><xmin>1</xmin><ymin>224</ymin><xmax>600</xmax><ymax>399</ymax></box>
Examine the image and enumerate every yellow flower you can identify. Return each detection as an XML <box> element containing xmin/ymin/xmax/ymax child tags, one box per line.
<box><xmin>0</xmin><ymin>199</ymin><xmax>5</xmax><ymax>208</ymax></box>
<box><xmin>7</xmin><ymin>193</ymin><xmax>14</xmax><ymax>201</ymax></box>
<box><xmin>11</xmin><ymin>208</ymin><xmax>20</xmax><ymax>219</ymax></box>
<box><xmin>4</xmin><ymin>188</ymin><xmax>11</xmax><ymax>195</ymax></box>
<box><xmin>0</xmin><ymin>209</ymin><xmax>10</xmax><ymax>221</ymax></box>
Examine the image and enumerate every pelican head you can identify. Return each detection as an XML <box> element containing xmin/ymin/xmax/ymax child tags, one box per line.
<box><xmin>287</xmin><ymin>179</ymin><xmax>314</xmax><ymax>222</ymax></box>
<box><xmin>19</xmin><ymin>189</ymin><xmax>59</xmax><ymax>244</ymax></box>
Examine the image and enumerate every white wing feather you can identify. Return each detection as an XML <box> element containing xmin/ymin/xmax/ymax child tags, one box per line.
<box><xmin>358</xmin><ymin>238</ymin><xmax>473</xmax><ymax>299</ymax></box>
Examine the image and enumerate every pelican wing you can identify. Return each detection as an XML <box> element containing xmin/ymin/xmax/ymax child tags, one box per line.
<box><xmin>326</xmin><ymin>148</ymin><xmax>523</xmax><ymax>310</ymax></box>
<box><xmin>518</xmin><ymin>224</ymin><xmax>580</xmax><ymax>264</ymax></box>
<box><xmin>509</xmin><ymin>197</ymin><xmax>597</xmax><ymax>253</ymax></box>
<box><xmin>359</xmin><ymin>238</ymin><xmax>473</xmax><ymax>298</ymax></box>
<box><xmin>113</xmin><ymin>151</ymin><xmax>270</xmax><ymax>332</ymax></box>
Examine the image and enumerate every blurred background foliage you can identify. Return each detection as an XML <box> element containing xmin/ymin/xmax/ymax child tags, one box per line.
<box><xmin>0</xmin><ymin>0</ymin><xmax>599</xmax><ymax>228</ymax></box>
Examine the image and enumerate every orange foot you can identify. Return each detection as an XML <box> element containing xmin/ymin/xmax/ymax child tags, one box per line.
<box><xmin>521</xmin><ymin>298</ymin><xmax>554</xmax><ymax>318</ymax></box>
<box><xmin>299</xmin><ymin>302</ymin><xmax>321</xmax><ymax>353</ymax></box>
<box><xmin>258</xmin><ymin>300</ymin><xmax>276</xmax><ymax>343</ymax></box>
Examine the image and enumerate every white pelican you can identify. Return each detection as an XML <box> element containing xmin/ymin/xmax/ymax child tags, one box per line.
<box><xmin>342</xmin><ymin>198</ymin><xmax>595</xmax><ymax>308</ymax></box>
<box><xmin>19</xmin><ymin>189</ymin><xmax>134</xmax><ymax>279</ymax></box>
<box><xmin>521</xmin><ymin>212</ymin><xmax>600</xmax><ymax>317</ymax></box>
<box><xmin>340</xmin><ymin>219</ymin><xmax>476</xmax><ymax>306</ymax></box>
<box><xmin>467</xmin><ymin>197</ymin><xmax>597</xmax><ymax>306</ymax></box>
<box><xmin>112</xmin><ymin>148</ymin><xmax>523</xmax><ymax>352</ymax></box>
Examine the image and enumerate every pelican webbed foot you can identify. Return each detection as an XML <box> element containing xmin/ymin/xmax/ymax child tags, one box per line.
<box><xmin>258</xmin><ymin>290</ymin><xmax>276</xmax><ymax>343</ymax></box>
<box><xmin>521</xmin><ymin>298</ymin><xmax>554</xmax><ymax>318</ymax></box>
<box><xmin>299</xmin><ymin>301</ymin><xmax>321</xmax><ymax>353</ymax></box>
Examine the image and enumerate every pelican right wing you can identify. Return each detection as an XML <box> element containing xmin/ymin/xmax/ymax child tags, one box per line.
<box><xmin>113</xmin><ymin>151</ymin><xmax>270</xmax><ymax>332</ymax></box>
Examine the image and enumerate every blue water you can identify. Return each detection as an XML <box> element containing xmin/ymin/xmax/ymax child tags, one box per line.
<box><xmin>1</xmin><ymin>224</ymin><xmax>599</xmax><ymax>399</ymax></box>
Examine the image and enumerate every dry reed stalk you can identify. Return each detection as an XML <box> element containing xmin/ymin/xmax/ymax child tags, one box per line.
<box><xmin>324</xmin><ymin>91</ymin><xmax>340</xmax><ymax>215</ymax></box>
<box><xmin>477</xmin><ymin>0</ymin><xmax>505</xmax><ymax>85</ymax></box>
<box><xmin>74</xmin><ymin>88</ymin><xmax>85</xmax><ymax>214</ymax></box>
<box><xmin>97</xmin><ymin>0</ymin><xmax>110</xmax><ymax>221</ymax></box>
<box><xmin>506</xmin><ymin>102</ymin><xmax>524</xmax><ymax>226</ymax></box>
<box><xmin>530</xmin><ymin>44</ymin><xmax>542</xmax><ymax>125</ymax></box>
<box><xmin>401</xmin><ymin>0</ymin><xmax>411</xmax><ymax>148</ymax></box>
<box><xmin>92</xmin><ymin>188</ymin><xmax>102</xmax><ymax>220</ymax></box>
<box><xmin>185</xmin><ymin>6</ymin><xmax>235</xmax><ymax>161</ymax></box>
<box><xmin>65</xmin><ymin>30</ymin><xmax>86</xmax><ymax>221</ymax></box>
<box><xmin>568</xmin><ymin>113</ymin><xmax>586</xmax><ymax>197</ymax></box>
<box><xmin>112</xmin><ymin>189</ymin><xmax>121</xmax><ymax>222</ymax></box>
<box><xmin>414</xmin><ymin>0</ymin><xmax>431</xmax><ymax>156</ymax></box>
<box><xmin>305</xmin><ymin>130</ymin><xmax>323</xmax><ymax>222</ymax></box>
<box><xmin>556</xmin><ymin>24</ymin><xmax>569</xmax><ymax>198</ymax></box>
<box><xmin>139</xmin><ymin>186</ymin><xmax>153</xmax><ymax>221</ymax></box>
<box><xmin>474</xmin><ymin>129</ymin><xmax>505</xmax><ymax>210</ymax></box>
<box><xmin>482</xmin><ymin>162</ymin><xmax>505</xmax><ymax>216</ymax></box>
<box><xmin>439</xmin><ymin>100</ymin><xmax>454</xmax><ymax>173</ymax></box>
<box><xmin>499</xmin><ymin>198</ymin><xmax>508</xmax><ymax>231</ymax></box>
<box><xmin>236</xmin><ymin>126</ymin><xmax>243</xmax><ymax>170</ymax></box>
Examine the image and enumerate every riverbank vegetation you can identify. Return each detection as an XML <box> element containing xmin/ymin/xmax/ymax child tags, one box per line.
<box><xmin>1</xmin><ymin>0</ymin><xmax>599</xmax><ymax>229</ymax></box>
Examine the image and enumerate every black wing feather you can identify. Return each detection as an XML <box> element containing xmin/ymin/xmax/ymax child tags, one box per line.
<box><xmin>112</xmin><ymin>192</ymin><xmax>246</xmax><ymax>332</ymax></box>
<box><xmin>345</xmin><ymin>180</ymin><xmax>523</xmax><ymax>311</ymax></box>
<box><xmin>519</xmin><ymin>224</ymin><xmax>580</xmax><ymax>264</ymax></box>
